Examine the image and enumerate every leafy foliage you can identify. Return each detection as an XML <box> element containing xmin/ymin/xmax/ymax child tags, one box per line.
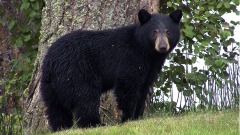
<box><xmin>0</xmin><ymin>113</ymin><xmax>23</xmax><ymax>134</ymax></box>
<box><xmin>153</xmin><ymin>0</ymin><xmax>240</xmax><ymax>112</ymax></box>
<box><xmin>0</xmin><ymin>0</ymin><xmax>44</xmax><ymax>133</ymax></box>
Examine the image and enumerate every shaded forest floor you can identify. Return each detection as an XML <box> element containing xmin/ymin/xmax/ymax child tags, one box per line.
<box><xmin>37</xmin><ymin>110</ymin><xmax>239</xmax><ymax>135</ymax></box>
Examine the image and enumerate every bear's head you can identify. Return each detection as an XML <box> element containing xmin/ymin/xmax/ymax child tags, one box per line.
<box><xmin>136</xmin><ymin>9</ymin><xmax>182</xmax><ymax>54</ymax></box>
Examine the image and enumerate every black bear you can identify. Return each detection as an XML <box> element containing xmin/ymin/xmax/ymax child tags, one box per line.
<box><xmin>40</xmin><ymin>9</ymin><xmax>182</xmax><ymax>131</ymax></box>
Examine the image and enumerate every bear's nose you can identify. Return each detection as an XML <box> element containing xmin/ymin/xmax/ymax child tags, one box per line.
<box><xmin>159</xmin><ymin>47</ymin><xmax>167</xmax><ymax>53</ymax></box>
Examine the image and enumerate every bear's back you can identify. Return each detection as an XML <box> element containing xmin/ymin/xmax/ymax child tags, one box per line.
<box><xmin>42</xmin><ymin>25</ymin><xmax>142</xmax><ymax>89</ymax></box>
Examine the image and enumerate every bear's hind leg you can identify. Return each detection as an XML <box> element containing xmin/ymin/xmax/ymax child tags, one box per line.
<box><xmin>73</xmin><ymin>85</ymin><xmax>101</xmax><ymax>128</ymax></box>
<box><xmin>46</xmin><ymin>104</ymin><xmax>73</xmax><ymax>132</ymax></box>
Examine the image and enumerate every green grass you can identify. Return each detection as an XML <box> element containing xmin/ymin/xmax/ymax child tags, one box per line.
<box><xmin>48</xmin><ymin>110</ymin><xmax>239</xmax><ymax>135</ymax></box>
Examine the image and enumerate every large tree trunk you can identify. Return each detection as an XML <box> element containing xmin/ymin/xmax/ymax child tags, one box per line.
<box><xmin>24</xmin><ymin>0</ymin><xmax>159</xmax><ymax>133</ymax></box>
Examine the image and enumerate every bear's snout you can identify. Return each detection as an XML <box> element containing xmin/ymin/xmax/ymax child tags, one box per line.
<box><xmin>155</xmin><ymin>31</ymin><xmax>170</xmax><ymax>53</ymax></box>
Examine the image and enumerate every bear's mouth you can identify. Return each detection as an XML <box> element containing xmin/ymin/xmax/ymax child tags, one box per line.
<box><xmin>159</xmin><ymin>47</ymin><xmax>168</xmax><ymax>53</ymax></box>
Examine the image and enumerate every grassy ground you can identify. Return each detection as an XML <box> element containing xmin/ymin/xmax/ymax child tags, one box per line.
<box><xmin>46</xmin><ymin>110</ymin><xmax>238</xmax><ymax>135</ymax></box>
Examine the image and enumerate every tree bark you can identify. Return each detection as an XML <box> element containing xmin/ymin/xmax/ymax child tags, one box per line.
<box><xmin>24</xmin><ymin>0</ymin><xmax>159</xmax><ymax>133</ymax></box>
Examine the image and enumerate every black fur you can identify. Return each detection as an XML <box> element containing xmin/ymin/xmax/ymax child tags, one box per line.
<box><xmin>40</xmin><ymin>9</ymin><xmax>182</xmax><ymax>131</ymax></box>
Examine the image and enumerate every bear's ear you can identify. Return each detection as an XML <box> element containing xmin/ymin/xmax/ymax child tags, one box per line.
<box><xmin>169</xmin><ymin>9</ymin><xmax>182</xmax><ymax>23</ymax></box>
<box><xmin>138</xmin><ymin>9</ymin><xmax>151</xmax><ymax>25</ymax></box>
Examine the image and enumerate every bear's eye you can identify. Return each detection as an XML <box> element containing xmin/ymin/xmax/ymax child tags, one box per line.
<box><xmin>152</xmin><ymin>30</ymin><xmax>158</xmax><ymax>37</ymax></box>
<box><xmin>165</xmin><ymin>29</ymin><xmax>170</xmax><ymax>34</ymax></box>
<box><xmin>153</xmin><ymin>30</ymin><xmax>158</xmax><ymax>34</ymax></box>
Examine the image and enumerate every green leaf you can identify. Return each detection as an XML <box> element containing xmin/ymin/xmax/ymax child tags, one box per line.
<box><xmin>22</xmin><ymin>26</ymin><xmax>29</xmax><ymax>33</ymax></box>
<box><xmin>29</xmin><ymin>11</ymin><xmax>36</xmax><ymax>17</ymax></box>
<box><xmin>199</xmin><ymin>7</ymin><xmax>205</xmax><ymax>11</ymax></box>
<box><xmin>183</xmin><ymin>90</ymin><xmax>192</xmax><ymax>96</ymax></box>
<box><xmin>192</xmin><ymin>57</ymin><xmax>196</xmax><ymax>63</ymax></box>
<box><xmin>183</xmin><ymin>25</ymin><xmax>195</xmax><ymax>38</ymax></box>
<box><xmin>24</xmin><ymin>35</ymin><xmax>31</xmax><ymax>42</ymax></box>
<box><xmin>198</xmin><ymin>73</ymin><xmax>207</xmax><ymax>81</ymax></box>
<box><xmin>214</xmin><ymin>60</ymin><xmax>223</xmax><ymax>67</ymax></box>
<box><xmin>20</xmin><ymin>2</ymin><xmax>30</xmax><ymax>10</ymax></box>
<box><xmin>0</xmin><ymin>18</ymin><xmax>6</xmax><ymax>25</ymax></box>
<box><xmin>167</xmin><ymin>2</ymin><xmax>172</xmax><ymax>7</ymax></box>
<box><xmin>186</xmin><ymin>58</ymin><xmax>192</xmax><ymax>64</ymax></box>
<box><xmin>208</xmin><ymin>6</ymin><xmax>214</xmax><ymax>10</ymax></box>
<box><xmin>9</xmin><ymin>79</ymin><xmax>16</xmax><ymax>85</ymax></box>
<box><xmin>208</xmin><ymin>48</ymin><xmax>217</xmax><ymax>55</ymax></box>
<box><xmin>222</xmin><ymin>30</ymin><xmax>231</xmax><ymax>39</ymax></box>
<box><xmin>16</xmin><ymin>38</ymin><xmax>23</xmax><ymax>47</ymax></box>
<box><xmin>201</xmin><ymin>41</ymin><xmax>208</xmax><ymax>46</ymax></box>
<box><xmin>186</xmin><ymin>25</ymin><xmax>194</xmax><ymax>31</ymax></box>
<box><xmin>5</xmin><ymin>83</ymin><xmax>11</xmax><ymax>90</ymax></box>
<box><xmin>186</xmin><ymin>73</ymin><xmax>197</xmax><ymax>81</ymax></box>
<box><xmin>218</xmin><ymin>71</ymin><xmax>229</xmax><ymax>79</ymax></box>
<box><xmin>205</xmin><ymin>57</ymin><xmax>212</xmax><ymax>65</ymax></box>
<box><xmin>8</xmin><ymin>20</ymin><xmax>15</xmax><ymax>30</ymax></box>
<box><xmin>224</xmin><ymin>2</ymin><xmax>230</xmax><ymax>8</ymax></box>
<box><xmin>232</xmin><ymin>0</ymin><xmax>239</xmax><ymax>5</ymax></box>
<box><xmin>17</xmin><ymin>63</ymin><xmax>23</xmax><ymax>70</ymax></box>
<box><xmin>194</xmin><ymin>9</ymin><xmax>199</xmax><ymax>15</ymax></box>
<box><xmin>194</xmin><ymin>46</ymin><xmax>199</xmax><ymax>54</ymax></box>
<box><xmin>217</xmin><ymin>2</ymin><xmax>223</xmax><ymax>8</ymax></box>
<box><xmin>162</xmin><ymin>87</ymin><xmax>170</xmax><ymax>95</ymax></box>
<box><xmin>204</xmin><ymin>11</ymin><xmax>211</xmax><ymax>17</ymax></box>
<box><xmin>32</xmin><ymin>1</ymin><xmax>39</xmax><ymax>10</ymax></box>
<box><xmin>155</xmin><ymin>90</ymin><xmax>161</xmax><ymax>96</ymax></box>
<box><xmin>173</xmin><ymin>77</ymin><xmax>181</xmax><ymax>84</ymax></box>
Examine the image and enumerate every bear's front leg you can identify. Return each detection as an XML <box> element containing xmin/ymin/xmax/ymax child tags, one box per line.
<box><xmin>134</xmin><ymin>85</ymin><xmax>150</xmax><ymax>119</ymax></box>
